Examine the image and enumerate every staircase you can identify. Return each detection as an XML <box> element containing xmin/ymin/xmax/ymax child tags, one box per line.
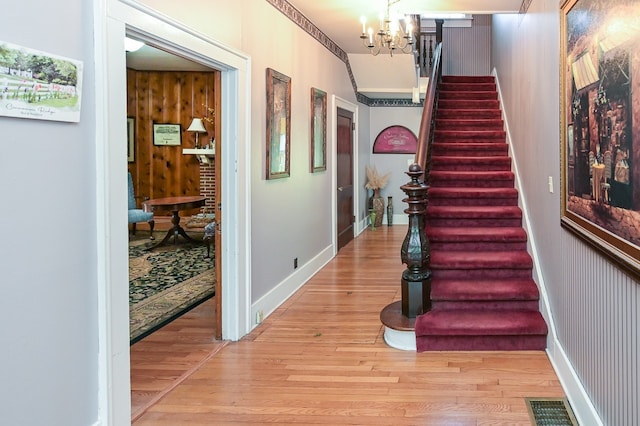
<box><xmin>414</xmin><ymin>75</ymin><xmax>548</xmax><ymax>351</ymax></box>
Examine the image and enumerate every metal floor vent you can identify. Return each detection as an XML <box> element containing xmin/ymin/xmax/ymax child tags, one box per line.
<box><xmin>525</xmin><ymin>398</ymin><xmax>579</xmax><ymax>426</ymax></box>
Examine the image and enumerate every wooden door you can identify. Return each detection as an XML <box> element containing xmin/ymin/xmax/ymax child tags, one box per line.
<box><xmin>336</xmin><ymin>108</ymin><xmax>354</xmax><ymax>251</ymax></box>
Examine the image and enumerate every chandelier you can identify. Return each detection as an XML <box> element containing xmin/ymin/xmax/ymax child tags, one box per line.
<box><xmin>359</xmin><ymin>0</ymin><xmax>415</xmax><ymax>56</ymax></box>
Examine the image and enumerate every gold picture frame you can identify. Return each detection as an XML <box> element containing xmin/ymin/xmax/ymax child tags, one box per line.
<box><xmin>266</xmin><ymin>68</ymin><xmax>291</xmax><ymax>179</ymax></box>
<box><xmin>560</xmin><ymin>0</ymin><xmax>640</xmax><ymax>277</ymax></box>
<box><xmin>310</xmin><ymin>87</ymin><xmax>327</xmax><ymax>172</ymax></box>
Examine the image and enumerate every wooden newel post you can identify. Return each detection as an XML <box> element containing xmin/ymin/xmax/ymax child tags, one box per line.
<box><xmin>400</xmin><ymin>163</ymin><xmax>432</xmax><ymax>318</ymax></box>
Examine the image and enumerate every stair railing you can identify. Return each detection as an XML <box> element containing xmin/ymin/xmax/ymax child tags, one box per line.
<box><xmin>399</xmin><ymin>36</ymin><xmax>442</xmax><ymax>319</ymax></box>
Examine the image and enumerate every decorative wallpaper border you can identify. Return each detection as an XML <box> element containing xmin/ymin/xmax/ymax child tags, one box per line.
<box><xmin>266</xmin><ymin>0</ymin><xmax>420</xmax><ymax>107</ymax></box>
<box><xmin>519</xmin><ymin>0</ymin><xmax>533</xmax><ymax>14</ymax></box>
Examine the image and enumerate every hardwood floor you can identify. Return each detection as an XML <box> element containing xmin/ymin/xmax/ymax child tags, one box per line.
<box><xmin>132</xmin><ymin>226</ymin><xmax>564</xmax><ymax>425</ymax></box>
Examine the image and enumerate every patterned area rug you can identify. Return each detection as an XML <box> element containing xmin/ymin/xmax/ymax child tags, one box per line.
<box><xmin>129</xmin><ymin>234</ymin><xmax>214</xmax><ymax>343</ymax></box>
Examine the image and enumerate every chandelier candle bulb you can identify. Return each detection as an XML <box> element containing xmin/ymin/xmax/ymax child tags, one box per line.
<box><xmin>358</xmin><ymin>0</ymin><xmax>415</xmax><ymax>56</ymax></box>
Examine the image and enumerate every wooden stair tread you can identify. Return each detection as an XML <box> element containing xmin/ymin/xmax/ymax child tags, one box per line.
<box><xmin>431</xmin><ymin>279</ymin><xmax>539</xmax><ymax>300</ymax></box>
<box><xmin>426</xmin><ymin>226</ymin><xmax>527</xmax><ymax>241</ymax></box>
<box><xmin>416</xmin><ymin>310</ymin><xmax>548</xmax><ymax>336</ymax></box>
<box><xmin>430</xmin><ymin>250</ymin><xmax>533</xmax><ymax>269</ymax></box>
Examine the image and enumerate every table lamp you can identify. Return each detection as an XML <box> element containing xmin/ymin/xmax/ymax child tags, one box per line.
<box><xmin>186</xmin><ymin>118</ymin><xmax>207</xmax><ymax>148</ymax></box>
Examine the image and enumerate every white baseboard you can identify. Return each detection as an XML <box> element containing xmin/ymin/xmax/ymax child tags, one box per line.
<box><xmin>251</xmin><ymin>245</ymin><xmax>334</xmax><ymax>328</ymax></box>
<box><xmin>546</xmin><ymin>339</ymin><xmax>603</xmax><ymax>425</ymax></box>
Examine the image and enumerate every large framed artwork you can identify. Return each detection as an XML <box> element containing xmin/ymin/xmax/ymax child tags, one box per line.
<box><xmin>310</xmin><ymin>87</ymin><xmax>327</xmax><ymax>172</ymax></box>
<box><xmin>560</xmin><ymin>0</ymin><xmax>640</xmax><ymax>277</ymax></box>
<box><xmin>266</xmin><ymin>68</ymin><xmax>291</xmax><ymax>180</ymax></box>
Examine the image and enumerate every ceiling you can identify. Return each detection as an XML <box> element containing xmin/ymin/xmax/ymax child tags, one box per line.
<box><xmin>126</xmin><ymin>0</ymin><xmax>523</xmax><ymax>100</ymax></box>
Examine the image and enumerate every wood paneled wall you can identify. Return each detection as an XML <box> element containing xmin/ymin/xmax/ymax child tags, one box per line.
<box><xmin>126</xmin><ymin>68</ymin><xmax>219</xmax><ymax>216</ymax></box>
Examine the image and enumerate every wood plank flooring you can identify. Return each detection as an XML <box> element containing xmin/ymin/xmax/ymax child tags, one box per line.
<box><xmin>132</xmin><ymin>226</ymin><xmax>564</xmax><ymax>425</ymax></box>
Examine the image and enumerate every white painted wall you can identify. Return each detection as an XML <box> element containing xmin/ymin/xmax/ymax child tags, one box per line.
<box><xmin>493</xmin><ymin>1</ymin><xmax>639</xmax><ymax>424</ymax></box>
<box><xmin>0</xmin><ymin>1</ymin><xmax>98</xmax><ymax>425</ymax></box>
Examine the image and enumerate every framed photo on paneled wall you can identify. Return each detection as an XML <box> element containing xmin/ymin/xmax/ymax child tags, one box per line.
<box><xmin>153</xmin><ymin>123</ymin><xmax>181</xmax><ymax>146</ymax></box>
<box><xmin>310</xmin><ymin>87</ymin><xmax>327</xmax><ymax>172</ymax></box>
<box><xmin>560</xmin><ymin>0</ymin><xmax>640</xmax><ymax>278</ymax></box>
<box><xmin>266</xmin><ymin>68</ymin><xmax>291</xmax><ymax>180</ymax></box>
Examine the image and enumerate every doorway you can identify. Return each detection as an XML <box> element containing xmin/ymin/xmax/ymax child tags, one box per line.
<box><xmin>97</xmin><ymin>5</ymin><xmax>252</xmax><ymax>423</ymax></box>
<box><xmin>125</xmin><ymin>41</ymin><xmax>222</xmax><ymax>342</ymax></box>
<box><xmin>336</xmin><ymin>107</ymin><xmax>355</xmax><ymax>251</ymax></box>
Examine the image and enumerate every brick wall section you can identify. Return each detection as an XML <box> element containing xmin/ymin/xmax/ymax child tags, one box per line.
<box><xmin>200</xmin><ymin>163</ymin><xmax>216</xmax><ymax>215</ymax></box>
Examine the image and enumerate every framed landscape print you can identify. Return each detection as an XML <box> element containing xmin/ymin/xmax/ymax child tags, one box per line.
<box><xmin>310</xmin><ymin>87</ymin><xmax>327</xmax><ymax>172</ymax></box>
<box><xmin>266</xmin><ymin>68</ymin><xmax>291</xmax><ymax>180</ymax></box>
<box><xmin>560</xmin><ymin>0</ymin><xmax>640</xmax><ymax>277</ymax></box>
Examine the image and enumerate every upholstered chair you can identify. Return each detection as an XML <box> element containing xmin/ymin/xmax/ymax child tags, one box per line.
<box><xmin>128</xmin><ymin>172</ymin><xmax>155</xmax><ymax>239</ymax></box>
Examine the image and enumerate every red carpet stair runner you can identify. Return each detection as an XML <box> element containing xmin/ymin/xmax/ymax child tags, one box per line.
<box><xmin>414</xmin><ymin>75</ymin><xmax>548</xmax><ymax>351</ymax></box>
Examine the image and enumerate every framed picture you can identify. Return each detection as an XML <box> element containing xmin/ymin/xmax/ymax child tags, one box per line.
<box><xmin>310</xmin><ymin>87</ymin><xmax>327</xmax><ymax>172</ymax></box>
<box><xmin>560</xmin><ymin>0</ymin><xmax>640</xmax><ymax>277</ymax></box>
<box><xmin>127</xmin><ymin>117</ymin><xmax>135</xmax><ymax>162</ymax></box>
<box><xmin>0</xmin><ymin>40</ymin><xmax>83</xmax><ymax>123</ymax></box>
<box><xmin>373</xmin><ymin>125</ymin><xmax>417</xmax><ymax>154</ymax></box>
<box><xmin>153</xmin><ymin>123</ymin><xmax>181</xmax><ymax>146</ymax></box>
<box><xmin>266</xmin><ymin>68</ymin><xmax>291</xmax><ymax>179</ymax></box>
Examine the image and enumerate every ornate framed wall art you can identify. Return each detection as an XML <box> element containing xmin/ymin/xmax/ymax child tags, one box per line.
<box><xmin>560</xmin><ymin>0</ymin><xmax>640</xmax><ymax>277</ymax></box>
<box><xmin>373</xmin><ymin>125</ymin><xmax>417</xmax><ymax>154</ymax></box>
<box><xmin>266</xmin><ymin>68</ymin><xmax>291</xmax><ymax>179</ymax></box>
<box><xmin>310</xmin><ymin>87</ymin><xmax>327</xmax><ymax>172</ymax></box>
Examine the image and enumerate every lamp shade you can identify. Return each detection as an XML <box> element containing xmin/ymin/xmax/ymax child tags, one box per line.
<box><xmin>187</xmin><ymin>118</ymin><xmax>206</xmax><ymax>133</ymax></box>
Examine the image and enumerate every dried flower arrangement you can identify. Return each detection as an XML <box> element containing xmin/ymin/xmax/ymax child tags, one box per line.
<box><xmin>365</xmin><ymin>165</ymin><xmax>390</xmax><ymax>190</ymax></box>
<box><xmin>202</xmin><ymin>104</ymin><xmax>215</xmax><ymax>125</ymax></box>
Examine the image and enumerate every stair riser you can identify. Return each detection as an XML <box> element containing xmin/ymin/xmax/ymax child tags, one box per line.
<box><xmin>429</xmin><ymin>241</ymin><xmax>528</xmax><ymax>251</ymax></box>
<box><xmin>430</xmin><ymin>179</ymin><xmax>514</xmax><ymax>188</ymax></box>
<box><xmin>437</xmin><ymin>109</ymin><xmax>502</xmax><ymax>119</ymax></box>
<box><xmin>430</xmin><ymin>164</ymin><xmax>512</xmax><ymax>172</ymax></box>
<box><xmin>439</xmin><ymin>83</ymin><xmax>496</xmax><ymax>92</ymax></box>
<box><xmin>440</xmin><ymin>91</ymin><xmax>498</xmax><ymax>100</ymax></box>
<box><xmin>435</xmin><ymin>138</ymin><xmax>506</xmax><ymax>145</ymax></box>
<box><xmin>416</xmin><ymin>335</ymin><xmax>547</xmax><ymax>351</ymax></box>
<box><xmin>431</xmin><ymin>142</ymin><xmax>509</xmax><ymax>153</ymax></box>
<box><xmin>439</xmin><ymin>100</ymin><xmax>500</xmax><ymax>109</ymax></box>
<box><xmin>442</xmin><ymin>76</ymin><xmax>496</xmax><ymax>84</ymax></box>
<box><xmin>430</xmin><ymin>269</ymin><xmax>532</xmax><ymax>280</ymax></box>
<box><xmin>432</xmin><ymin>149</ymin><xmax>509</xmax><ymax>158</ymax></box>
<box><xmin>431</xmin><ymin>300</ymin><xmax>540</xmax><ymax>311</ymax></box>
<box><xmin>428</xmin><ymin>198</ymin><xmax>519</xmax><ymax>207</ymax></box>
<box><xmin>435</xmin><ymin>131</ymin><xmax>507</xmax><ymax>140</ymax></box>
<box><xmin>435</xmin><ymin>119</ymin><xmax>504</xmax><ymax>129</ymax></box>
<box><xmin>427</xmin><ymin>218</ymin><xmax>523</xmax><ymax>227</ymax></box>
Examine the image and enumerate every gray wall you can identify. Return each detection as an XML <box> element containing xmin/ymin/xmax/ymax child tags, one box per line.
<box><xmin>492</xmin><ymin>0</ymin><xmax>640</xmax><ymax>424</ymax></box>
<box><xmin>443</xmin><ymin>14</ymin><xmax>492</xmax><ymax>76</ymax></box>
<box><xmin>0</xmin><ymin>1</ymin><xmax>98</xmax><ymax>425</ymax></box>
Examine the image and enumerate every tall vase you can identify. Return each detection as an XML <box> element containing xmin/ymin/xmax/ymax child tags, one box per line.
<box><xmin>372</xmin><ymin>189</ymin><xmax>384</xmax><ymax>227</ymax></box>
